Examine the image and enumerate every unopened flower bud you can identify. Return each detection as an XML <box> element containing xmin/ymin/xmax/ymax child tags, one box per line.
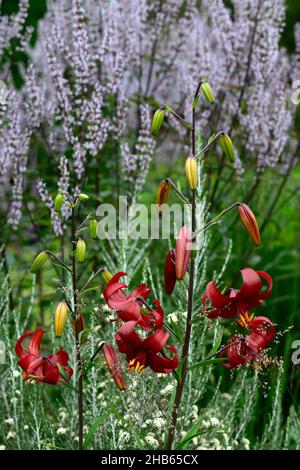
<box><xmin>72</xmin><ymin>313</ymin><xmax>84</xmax><ymax>340</ymax></box>
<box><xmin>54</xmin><ymin>193</ymin><xmax>64</xmax><ymax>212</ymax></box>
<box><xmin>156</xmin><ymin>180</ymin><xmax>171</xmax><ymax>206</ymax></box>
<box><xmin>89</xmin><ymin>219</ymin><xmax>98</xmax><ymax>239</ymax></box>
<box><xmin>103</xmin><ymin>343</ymin><xmax>126</xmax><ymax>391</ymax></box>
<box><xmin>220</xmin><ymin>133</ymin><xmax>235</xmax><ymax>162</ymax></box>
<box><xmin>201</xmin><ymin>81</ymin><xmax>215</xmax><ymax>104</ymax></box>
<box><xmin>238</xmin><ymin>203</ymin><xmax>261</xmax><ymax>246</ymax></box>
<box><xmin>185</xmin><ymin>155</ymin><xmax>198</xmax><ymax>190</ymax></box>
<box><xmin>76</xmin><ymin>239</ymin><xmax>86</xmax><ymax>263</ymax></box>
<box><xmin>151</xmin><ymin>109</ymin><xmax>165</xmax><ymax>136</ymax></box>
<box><xmin>101</xmin><ymin>269</ymin><xmax>113</xmax><ymax>287</ymax></box>
<box><xmin>54</xmin><ymin>301</ymin><xmax>69</xmax><ymax>337</ymax></box>
<box><xmin>78</xmin><ymin>193</ymin><xmax>89</xmax><ymax>201</ymax></box>
<box><xmin>31</xmin><ymin>251</ymin><xmax>48</xmax><ymax>273</ymax></box>
<box><xmin>175</xmin><ymin>226</ymin><xmax>192</xmax><ymax>280</ymax></box>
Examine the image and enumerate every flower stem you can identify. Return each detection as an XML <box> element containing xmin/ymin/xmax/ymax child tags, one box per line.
<box><xmin>71</xmin><ymin>205</ymin><xmax>84</xmax><ymax>450</ymax></box>
<box><xmin>166</xmin><ymin>106</ymin><xmax>197</xmax><ymax>450</ymax></box>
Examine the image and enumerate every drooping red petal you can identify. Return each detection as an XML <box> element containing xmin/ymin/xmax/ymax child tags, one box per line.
<box><xmin>164</xmin><ymin>250</ymin><xmax>176</xmax><ymax>294</ymax></box>
<box><xmin>28</xmin><ymin>329</ymin><xmax>45</xmax><ymax>356</ymax></box>
<box><xmin>256</xmin><ymin>271</ymin><xmax>273</xmax><ymax>300</ymax></box>
<box><xmin>42</xmin><ymin>359</ymin><xmax>60</xmax><ymax>384</ymax></box>
<box><xmin>236</xmin><ymin>268</ymin><xmax>263</xmax><ymax>303</ymax></box>
<box><xmin>143</xmin><ymin>328</ymin><xmax>169</xmax><ymax>353</ymax></box>
<box><xmin>49</xmin><ymin>348</ymin><xmax>70</xmax><ymax>367</ymax></box>
<box><xmin>117</xmin><ymin>321</ymin><xmax>143</xmax><ymax>350</ymax></box>
<box><xmin>204</xmin><ymin>280</ymin><xmax>234</xmax><ymax>309</ymax></box>
<box><xmin>129</xmin><ymin>284</ymin><xmax>151</xmax><ymax>301</ymax></box>
<box><xmin>15</xmin><ymin>330</ymin><xmax>32</xmax><ymax>359</ymax></box>
<box><xmin>26</xmin><ymin>357</ymin><xmax>44</xmax><ymax>376</ymax></box>
<box><xmin>18</xmin><ymin>354</ymin><xmax>37</xmax><ymax>373</ymax></box>
<box><xmin>148</xmin><ymin>345</ymin><xmax>179</xmax><ymax>374</ymax></box>
<box><xmin>246</xmin><ymin>316</ymin><xmax>275</xmax><ymax>354</ymax></box>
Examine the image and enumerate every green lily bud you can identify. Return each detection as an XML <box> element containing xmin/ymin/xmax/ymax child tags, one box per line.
<box><xmin>151</xmin><ymin>109</ymin><xmax>165</xmax><ymax>136</ymax></box>
<box><xmin>220</xmin><ymin>133</ymin><xmax>235</xmax><ymax>162</ymax></box>
<box><xmin>54</xmin><ymin>193</ymin><xmax>64</xmax><ymax>212</ymax></box>
<box><xmin>78</xmin><ymin>193</ymin><xmax>89</xmax><ymax>202</ymax></box>
<box><xmin>101</xmin><ymin>269</ymin><xmax>113</xmax><ymax>288</ymax></box>
<box><xmin>89</xmin><ymin>219</ymin><xmax>98</xmax><ymax>239</ymax></box>
<box><xmin>31</xmin><ymin>251</ymin><xmax>48</xmax><ymax>273</ymax></box>
<box><xmin>76</xmin><ymin>239</ymin><xmax>86</xmax><ymax>263</ymax></box>
<box><xmin>201</xmin><ymin>81</ymin><xmax>215</xmax><ymax>104</ymax></box>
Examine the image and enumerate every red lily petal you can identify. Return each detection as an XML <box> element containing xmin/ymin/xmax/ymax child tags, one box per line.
<box><xmin>15</xmin><ymin>330</ymin><xmax>32</xmax><ymax>359</ymax></box>
<box><xmin>18</xmin><ymin>354</ymin><xmax>37</xmax><ymax>373</ymax></box>
<box><xmin>246</xmin><ymin>316</ymin><xmax>275</xmax><ymax>353</ymax></box>
<box><xmin>143</xmin><ymin>328</ymin><xmax>169</xmax><ymax>353</ymax></box>
<box><xmin>117</xmin><ymin>305</ymin><xmax>141</xmax><ymax>323</ymax></box>
<box><xmin>148</xmin><ymin>345</ymin><xmax>179</xmax><ymax>374</ymax></box>
<box><xmin>49</xmin><ymin>348</ymin><xmax>70</xmax><ymax>367</ymax></box>
<box><xmin>28</xmin><ymin>329</ymin><xmax>45</xmax><ymax>356</ymax></box>
<box><xmin>236</xmin><ymin>268</ymin><xmax>263</xmax><ymax>302</ymax></box>
<box><xmin>129</xmin><ymin>284</ymin><xmax>151</xmax><ymax>300</ymax></box>
<box><xmin>103</xmin><ymin>343</ymin><xmax>126</xmax><ymax>391</ymax></box>
<box><xmin>117</xmin><ymin>321</ymin><xmax>143</xmax><ymax>349</ymax></box>
<box><xmin>164</xmin><ymin>250</ymin><xmax>176</xmax><ymax>294</ymax></box>
<box><xmin>204</xmin><ymin>280</ymin><xmax>234</xmax><ymax>309</ymax></box>
<box><xmin>256</xmin><ymin>271</ymin><xmax>273</xmax><ymax>300</ymax></box>
<box><xmin>26</xmin><ymin>357</ymin><xmax>44</xmax><ymax>376</ymax></box>
<box><xmin>42</xmin><ymin>360</ymin><xmax>60</xmax><ymax>384</ymax></box>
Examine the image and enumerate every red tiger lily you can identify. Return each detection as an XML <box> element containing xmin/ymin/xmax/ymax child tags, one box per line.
<box><xmin>220</xmin><ymin>316</ymin><xmax>276</xmax><ymax>368</ymax></box>
<box><xmin>103</xmin><ymin>272</ymin><xmax>163</xmax><ymax>331</ymax></box>
<box><xmin>15</xmin><ymin>329</ymin><xmax>73</xmax><ymax>384</ymax></box>
<box><xmin>202</xmin><ymin>267</ymin><xmax>272</xmax><ymax>319</ymax></box>
<box><xmin>164</xmin><ymin>225</ymin><xmax>192</xmax><ymax>294</ymax></box>
<box><xmin>115</xmin><ymin>321</ymin><xmax>179</xmax><ymax>374</ymax></box>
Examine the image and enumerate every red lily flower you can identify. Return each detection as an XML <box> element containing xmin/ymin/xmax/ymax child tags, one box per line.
<box><xmin>202</xmin><ymin>267</ymin><xmax>272</xmax><ymax>319</ymax></box>
<box><xmin>103</xmin><ymin>272</ymin><xmax>163</xmax><ymax>331</ymax></box>
<box><xmin>164</xmin><ymin>226</ymin><xmax>192</xmax><ymax>294</ymax></box>
<box><xmin>220</xmin><ymin>316</ymin><xmax>276</xmax><ymax>368</ymax></box>
<box><xmin>15</xmin><ymin>329</ymin><xmax>73</xmax><ymax>384</ymax></box>
<box><xmin>103</xmin><ymin>343</ymin><xmax>126</xmax><ymax>391</ymax></box>
<box><xmin>115</xmin><ymin>321</ymin><xmax>179</xmax><ymax>374</ymax></box>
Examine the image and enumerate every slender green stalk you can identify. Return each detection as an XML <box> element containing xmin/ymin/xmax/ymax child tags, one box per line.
<box><xmin>71</xmin><ymin>205</ymin><xmax>84</xmax><ymax>450</ymax></box>
<box><xmin>166</xmin><ymin>102</ymin><xmax>197</xmax><ymax>450</ymax></box>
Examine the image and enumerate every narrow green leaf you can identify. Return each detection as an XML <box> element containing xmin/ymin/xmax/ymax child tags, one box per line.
<box><xmin>83</xmin><ymin>399</ymin><xmax>122</xmax><ymax>449</ymax></box>
<box><xmin>189</xmin><ymin>357</ymin><xmax>226</xmax><ymax>371</ymax></box>
<box><xmin>207</xmin><ymin>329</ymin><xmax>223</xmax><ymax>357</ymax></box>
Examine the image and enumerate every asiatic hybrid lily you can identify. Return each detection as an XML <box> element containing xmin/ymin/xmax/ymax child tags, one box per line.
<box><xmin>15</xmin><ymin>329</ymin><xmax>73</xmax><ymax>384</ymax></box>
<box><xmin>103</xmin><ymin>343</ymin><xmax>126</xmax><ymax>391</ymax></box>
<box><xmin>202</xmin><ymin>267</ymin><xmax>272</xmax><ymax>319</ymax></box>
<box><xmin>115</xmin><ymin>321</ymin><xmax>179</xmax><ymax>374</ymax></box>
<box><xmin>164</xmin><ymin>225</ymin><xmax>192</xmax><ymax>294</ymax></box>
<box><xmin>220</xmin><ymin>316</ymin><xmax>276</xmax><ymax>368</ymax></box>
<box><xmin>103</xmin><ymin>272</ymin><xmax>163</xmax><ymax>331</ymax></box>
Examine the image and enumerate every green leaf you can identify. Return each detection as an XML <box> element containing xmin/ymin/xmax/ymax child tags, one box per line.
<box><xmin>189</xmin><ymin>357</ymin><xmax>226</xmax><ymax>371</ymax></box>
<box><xmin>163</xmin><ymin>386</ymin><xmax>177</xmax><ymax>448</ymax></box>
<box><xmin>83</xmin><ymin>399</ymin><xmax>122</xmax><ymax>449</ymax></box>
<box><xmin>176</xmin><ymin>355</ymin><xmax>187</xmax><ymax>383</ymax></box>
<box><xmin>207</xmin><ymin>329</ymin><xmax>223</xmax><ymax>357</ymax></box>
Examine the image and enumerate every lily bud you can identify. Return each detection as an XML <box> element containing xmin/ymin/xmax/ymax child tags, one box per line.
<box><xmin>103</xmin><ymin>343</ymin><xmax>126</xmax><ymax>391</ymax></box>
<box><xmin>238</xmin><ymin>203</ymin><xmax>261</xmax><ymax>247</ymax></box>
<box><xmin>72</xmin><ymin>313</ymin><xmax>84</xmax><ymax>336</ymax></box>
<box><xmin>164</xmin><ymin>249</ymin><xmax>176</xmax><ymax>295</ymax></box>
<box><xmin>31</xmin><ymin>251</ymin><xmax>48</xmax><ymax>273</ymax></box>
<box><xmin>185</xmin><ymin>155</ymin><xmax>198</xmax><ymax>190</ymax></box>
<box><xmin>54</xmin><ymin>301</ymin><xmax>69</xmax><ymax>337</ymax></box>
<box><xmin>89</xmin><ymin>219</ymin><xmax>98</xmax><ymax>239</ymax></box>
<box><xmin>175</xmin><ymin>226</ymin><xmax>192</xmax><ymax>280</ymax></box>
<box><xmin>156</xmin><ymin>180</ymin><xmax>171</xmax><ymax>206</ymax></box>
<box><xmin>78</xmin><ymin>193</ymin><xmax>89</xmax><ymax>201</ymax></box>
<box><xmin>220</xmin><ymin>133</ymin><xmax>235</xmax><ymax>162</ymax></box>
<box><xmin>54</xmin><ymin>193</ymin><xmax>64</xmax><ymax>212</ymax></box>
<box><xmin>100</xmin><ymin>269</ymin><xmax>113</xmax><ymax>288</ymax></box>
<box><xmin>76</xmin><ymin>239</ymin><xmax>86</xmax><ymax>263</ymax></box>
<box><xmin>201</xmin><ymin>81</ymin><xmax>215</xmax><ymax>104</ymax></box>
<box><xmin>151</xmin><ymin>109</ymin><xmax>165</xmax><ymax>136</ymax></box>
